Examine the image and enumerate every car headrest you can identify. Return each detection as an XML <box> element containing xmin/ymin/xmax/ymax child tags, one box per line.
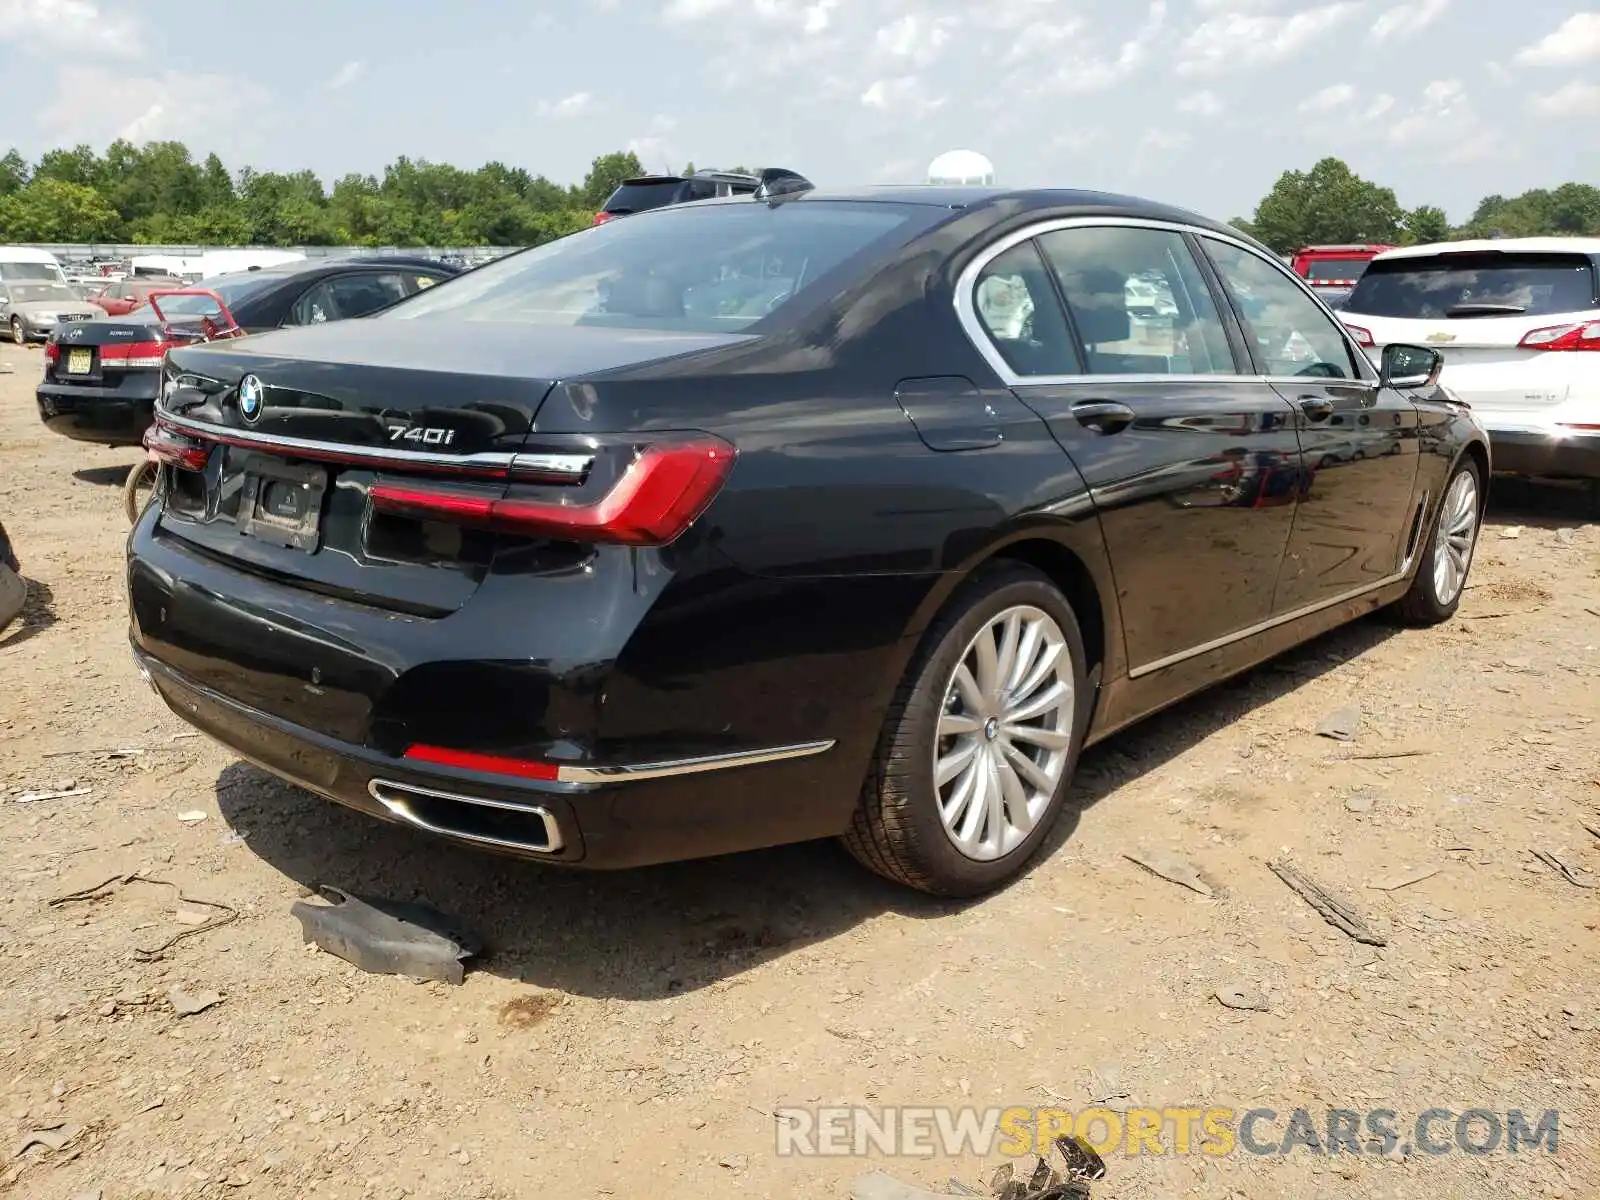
<box><xmin>1064</xmin><ymin>267</ymin><xmax>1132</xmax><ymax>345</ymax></box>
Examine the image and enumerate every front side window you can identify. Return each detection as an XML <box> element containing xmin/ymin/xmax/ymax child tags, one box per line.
<box><xmin>971</xmin><ymin>241</ymin><xmax>1080</xmax><ymax>376</ymax></box>
<box><xmin>382</xmin><ymin>201</ymin><xmax>931</xmax><ymax>333</ymax></box>
<box><xmin>1037</xmin><ymin>226</ymin><xmax>1237</xmax><ymax>376</ymax></box>
<box><xmin>1204</xmin><ymin>238</ymin><xmax>1362</xmax><ymax>379</ymax></box>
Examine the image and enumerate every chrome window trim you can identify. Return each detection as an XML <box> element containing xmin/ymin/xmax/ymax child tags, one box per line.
<box><xmin>1127</xmin><ymin>490</ymin><xmax>1429</xmax><ymax>679</ymax></box>
<box><xmin>955</xmin><ymin>215</ymin><xmax>1380</xmax><ymax>388</ymax></box>
<box><xmin>153</xmin><ymin>405</ymin><xmax>595</xmax><ymax>480</ymax></box>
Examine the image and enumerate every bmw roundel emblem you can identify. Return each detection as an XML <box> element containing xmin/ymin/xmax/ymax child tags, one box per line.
<box><xmin>238</xmin><ymin>374</ymin><xmax>263</xmax><ymax>423</ymax></box>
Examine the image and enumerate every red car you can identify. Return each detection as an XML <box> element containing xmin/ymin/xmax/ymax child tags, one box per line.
<box><xmin>88</xmin><ymin>276</ymin><xmax>182</xmax><ymax>316</ymax></box>
<box><xmin>1290</xmin><ymin>245</ymin><xmax>1394</xmax><ymax>309</ymax></box>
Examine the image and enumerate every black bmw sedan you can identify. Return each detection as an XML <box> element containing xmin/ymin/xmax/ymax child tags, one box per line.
<box><xmin>128</xmin><ymin>182</ymin><xmax>1488</xmax><ymax>896</ymax></box>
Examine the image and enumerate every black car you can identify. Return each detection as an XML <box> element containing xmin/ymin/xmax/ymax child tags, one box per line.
<box><xmin>127</xmin><ymin>180</ymin><xmax>1488</xmax><ymax>896</ymax></box>
<box><xmin>594</xmin><ymin>168</ymin><xmax>762</xmax><ymax>224</ymax></box>
<box><xmin>37</xmin><ymin>256</ymin><xmax>458</xmax><ymax>448</ymax></box>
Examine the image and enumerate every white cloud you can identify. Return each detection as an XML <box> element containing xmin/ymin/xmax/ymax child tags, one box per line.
<box><xmin>1364</xmin><ymin>93</ymin><xmax>1396</xmax><ymax>119</ymax></box>
<box><xmin>39</xmin><ymin>66</ymin><xmax>269</xmax><ymax>148</ymax></box>
<box><xmin>1298</xmin><ymin>83</ymin><xmax>1355</xmax><ymax>113</ymax></box>
<box><xmin>875</xmin><ymin>14</ymin><xmax>953</xmax><ymax>65</ymax></box>
<box><xmin>1514</xmin><ymin>12</ymin><xmax>1600</xmax><ymax>66</ymax></box>
<box><xmin>1178</xmin><ymin>2</ymin><xmax>1360</xmax><ymax>76</ymax></box>
<box><xmin>537</xmin><ymin>91</ymin><xmax>593</xmax><ymax>118</ymax></box>
<box><xmin>1372</xmin><ymin>0</ymin><xmax>1448</xmax><ymax>41</ymax></box>
<box><xmin>1385</xmin><ymin>79</ymin><xmax>1495</xmax><ymax>161</ymax></box>
<box><xmin>0</xmin><ymin>0</ymin><xmax>141</xmax><ymax>57</ymax></box>
<box><xmin>325</xmin><ymin>60</ymin><xmax>364</xmax><ymax>90</ymax></box>
<box><xmin>662</xmin><ymin>0</ymin><xmax>834</xmax><ymax>32</ymax></box>
<box><xmin>1528</xmin><ymin>79</ymin><xmax>1600</xmax><ymax>117</ymax></box>
<box><xmin>1177</xmin><ymin>90</ymin><xmax>1226</xmax><ymax>117</ymax></box>
<box><xmin>860</xmin><ymin>76</ymin><xmax>944</xmax><ymax>117</ymax></box>
<box><xmin>1140</xmin><ymin>128</ymin><xmax>1192</xmax><ymax>153</ymax></box>
<box><xmin>1020</xmin><ymin>1</ymin><xmax>1169</xmax><ymax>95</ymax></box>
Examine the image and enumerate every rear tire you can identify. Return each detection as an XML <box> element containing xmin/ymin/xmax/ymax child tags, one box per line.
<box><xmin>1394</xmin><ymin>456</ymin><xmax>1482</xmax><ymax>626</ymax></box>
<box><xmin>842</xmin><ymin>563</ymin><xmax>1090</xmax><ymax>897</ymax></box>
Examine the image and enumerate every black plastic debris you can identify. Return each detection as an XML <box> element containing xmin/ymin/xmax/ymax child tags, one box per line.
<box><xmin>290</xmin><ymin>886</ymin><xmax>482</xmax><ymax>984</ymax></box>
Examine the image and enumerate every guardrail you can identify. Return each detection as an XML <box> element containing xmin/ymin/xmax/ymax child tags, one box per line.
<box><xmin>11</xmin><ymin>244</ymin><xmax>522</xmax><ymax>263</ymax></box>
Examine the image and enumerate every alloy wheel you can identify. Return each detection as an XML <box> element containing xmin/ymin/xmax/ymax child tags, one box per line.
<box><xmin>1431</xmin><ymin>468</ymin><xmax>1478</xmax><ymax>606</ymax></box>
<box><xmin>933</xmin><ymin>604</ymin><xmax>1075</xmax><ymax>861</ymax></box>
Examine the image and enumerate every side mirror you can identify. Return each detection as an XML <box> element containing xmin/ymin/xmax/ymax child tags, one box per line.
<box><xmin>1379</xmin><ymin>342</ymin><xmax>1443</xmax><ymax>389</ymax></box>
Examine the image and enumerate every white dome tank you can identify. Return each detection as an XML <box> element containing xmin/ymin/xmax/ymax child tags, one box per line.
<box><xmin>927</xmin><ymin>150</ymin><xmax>995</xmax><ymax>186</ymax></box>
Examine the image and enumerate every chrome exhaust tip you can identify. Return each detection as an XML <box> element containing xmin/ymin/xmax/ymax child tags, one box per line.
<box><xmin>367</xmin><ymin>779</ymin><xmax>564</xmax><ymax>854</ymax></box>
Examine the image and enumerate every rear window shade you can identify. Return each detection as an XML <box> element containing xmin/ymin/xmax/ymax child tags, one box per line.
<box><xmin>1304</xmin><ymin>259</ymin><xmax>1369</xmax><ymax>282</ymax></box>
<box><xmin>604</xmin><ymin>181</ymin><xmax>684</xmax><ymax>214</ymax></box>
<box><xmin>1346</xmin><ymin>252</ymin><xmax>1599</xmax><ymax>319</ymax></box>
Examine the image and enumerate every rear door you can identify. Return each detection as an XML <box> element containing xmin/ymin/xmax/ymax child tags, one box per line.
<box><xmin>965</xmin><ymin>221</ymin><xmax>1305</xmax><ymax>676</ymax></box>
<box><xmin>1199</xmin><ymin>235</ymin><xmax>1422</xmax><ymax>613</ymax></box>
<box><xmin>1341</xmin><ymin>248</ymin><xmax>1600</xmax><ymax>421</ymax></box>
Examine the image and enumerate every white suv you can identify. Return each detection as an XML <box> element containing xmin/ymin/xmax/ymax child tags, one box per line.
<box><xmin>1340</xmin><ymin>238</ymin><xmax>1600</xmax><ymax>485</ymax></box>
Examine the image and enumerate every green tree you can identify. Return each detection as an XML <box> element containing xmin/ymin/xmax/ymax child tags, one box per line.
<box><xmin>33</xmin><ymin>144</ymin><xmax>104</xmax><ymax>190</ymax></box>
<box><xmin>1249</xmin><ymin>157</ymin><xmax>1404</xmax><ymax>254</ymax></box>
<box><xmin>580</xmin><ymin>151</ymin><xmax>645</xmax><ymax>210</ymax></box>
<box><xmin>1401</xmin><ymin>205</ymin><xmax>1451</xmax><ymax>245</ymax></box>
<box><xmin>0</xmin><ymin>150</ymin><xmax>29</xmax><ymax>197</ymax></box>
<box><xmin>0</xmin><ymin>178</ymin><xmax>121</xmax><ymax>241</ymax></box>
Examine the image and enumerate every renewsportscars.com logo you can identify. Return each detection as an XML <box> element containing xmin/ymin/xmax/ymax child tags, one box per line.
<box><xmin>773</xmin><ymin>1106</ymin><xmax>1560</xmax><ymax>1159</ymax></box>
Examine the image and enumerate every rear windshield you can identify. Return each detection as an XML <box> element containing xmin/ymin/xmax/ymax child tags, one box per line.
<box><xmin>1304</xmin><ymin>259</ymin><xmax>1369</xmax><ymax>282</ymax></box>
<box><xmin>604</xmin><ymin>181</ymin><xmax>685</xmax><ymax>214</ymax></box>
<box><xmin>150</xmin><ymin>274</ymin><xmax>278</xmax><ymax>316</ymax></box>
<box><xmin>9</xmin><ymin>282</ymin><xmax>78</xmax><ymax>303</ymax></box>
<box><xmin>381</xmin><ymin>201</ymin><xmax>931</xmax><ymax>333</ymax></box>
<box><xmin>1346</xmin><ymin>252</ymin><xmax>1599</xmax><ymax>319</ymax></box>
<box><xmin>0</xmin><ymin>262</ymin><xmax>64</xmax><ymax>283</ymax></box>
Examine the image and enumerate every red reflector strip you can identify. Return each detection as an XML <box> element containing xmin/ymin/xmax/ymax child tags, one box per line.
<box><xmin>368</xmin><ymin>438</ymin><xmax>735</xmax><ymax>546</ymax></box>
<box><xmin>403</xmin><ymin>744</ymin><xmax>559</xmax><ymax>781</ymax></box>
<box><xmin>1558</xmin><ymin>423</ymin><xmax>1600</xmax><ymax>431</ymax></box>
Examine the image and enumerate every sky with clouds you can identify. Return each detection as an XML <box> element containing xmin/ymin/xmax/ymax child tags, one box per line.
<box><xmin>2</xmin><ymin>0</ymin><xmax>1598</xmax><ymax>222</ymax></box>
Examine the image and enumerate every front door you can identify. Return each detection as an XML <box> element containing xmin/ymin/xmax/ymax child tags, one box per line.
<box><xmin>1198</xmin><ymin>237</ymin><xmax>1422</xmax><ymax>613</ymax></box>
<box><xmin>964</xmin><ymin>223</ymin><xmax>1305</xmax><ymax>676</ymax></box>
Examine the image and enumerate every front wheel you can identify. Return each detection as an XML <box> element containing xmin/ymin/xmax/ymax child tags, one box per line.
<box><xmin>1394</xmin><ymin>456</ymin><xmax>1482</xmax><ymax>625</ymax></box>
<box><xmin>843</xmin><ymin>563</ymin><xmax>1090</xmax><ymax>897</ymax></box>
<box><xmin>9</xmin><ymin>316</ymin><xmax>23</xmax><ymax>345</ymax></box>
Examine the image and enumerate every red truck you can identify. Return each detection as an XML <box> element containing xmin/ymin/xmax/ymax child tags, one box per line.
<box><xmin>1290</xmin><ymin>244</ymin><xmax>1395</xmax><ymax>310</ymax></box>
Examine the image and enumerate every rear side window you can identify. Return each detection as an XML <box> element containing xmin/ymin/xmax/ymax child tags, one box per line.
<box><xmin>604</xmin><ymin>181</ymin><xmax>684</xmax><ymax>214</ymax></box>
<box><xmin>1346</xmin><ymin>252</ymin><xmax>1599</xmax><ymax>319</ymax></box>
<box><xmin>972</xmin><ymin>242</ymin><xmax>1081</xmax><ymax>376</ymax></box>
<box><xmin>382</xmin><ymin>201</ymin><xmax>931</xmax><ymax>333</ymax></box>
<box><xmin>1037</xmin><ymin>226</ymin><xmax>1237</xmax><ymax>376</ymax></box>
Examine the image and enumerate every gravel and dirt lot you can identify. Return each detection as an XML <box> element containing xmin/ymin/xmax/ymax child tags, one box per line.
<box><xmin>1</xmin><ymin>347</ymin><xmax>1597</xmax><ymax>1200</ymax></box>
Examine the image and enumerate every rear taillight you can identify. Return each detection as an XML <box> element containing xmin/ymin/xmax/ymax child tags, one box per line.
<box><xmin>141</xmin><ymin>424</ymin><xmax>208</xmax><ymax>471</ymax></box>
<box><xmin>44</xmin><ymin>342</ymin><xmax>60</xmax><ymax>365</ymax></box>
<box><xmin>593</xmin><ymin>211</ymin><xmax>614</xmax><ymax>225</ymax></box>
<box><xmin>1343</xmin><ymin>324</ymin><xmax>1374</xmax><ymax>347</ymax></box>
<box><xmin>1519</xmin><ymin>321</ymin><xmax>1600</xmax><ymax>351</ymax></box>
<box><xmin>367</xmin><ymin>436</ymin><xmax>736</xmax><ymax>547</ymax></box>
<box><xmin>101</xmin><ymin>339</ymin><xmax>170</xmax><ymax>369</ymax></box>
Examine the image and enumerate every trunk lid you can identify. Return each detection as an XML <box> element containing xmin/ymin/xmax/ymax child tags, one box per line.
<box><xmin>152</xmin><ymin>321</ymin><xmax>754</xmax><ymax>614</ymax></box>
<box><xmin>46</xmin><ymin>316</ymin><xmax>203</xmax><ymax>387</ymax></box>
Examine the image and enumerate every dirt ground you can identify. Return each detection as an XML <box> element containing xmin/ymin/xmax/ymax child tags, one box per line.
<box><xmin>1</xmin><ymin>346</ymin><xmax>1597</xmax><ymax>1200</ymax></box>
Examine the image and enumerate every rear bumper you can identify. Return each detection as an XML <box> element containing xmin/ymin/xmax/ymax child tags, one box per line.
<box><xmin>134</xmin><ymin>647</ymin><xmax>846</xmax><ymax>869</ymax></box>
<box><xmin>37</xmin><ymin>380</ymin><xmax>156</xmax><ymax>447</ymax></box>
<box><xmin>1486</xmin><ymin>427</ymin><xmax>1600</xmax><ymax>481</ymax></box>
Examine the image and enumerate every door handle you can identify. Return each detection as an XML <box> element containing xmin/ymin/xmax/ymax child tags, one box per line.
<box><xmin>1070</xmin><ymin>400</ymin><xmax>1136</xmax><ymax>433</ymax></box>
<box><xmin>1298</xmin><ymin>396</ymin><xmax>1334</xmax><ymax>423</ymax></box>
